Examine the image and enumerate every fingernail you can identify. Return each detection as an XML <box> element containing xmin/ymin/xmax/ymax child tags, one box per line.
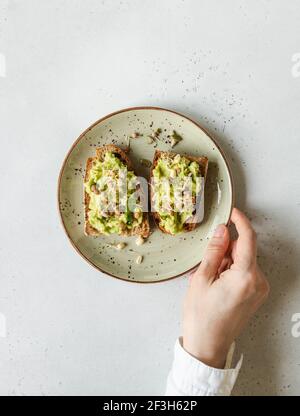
<box><xmin>214</xmin><ymin>224</ymin><xmax>226</xmax><ymax>237</ymax></box>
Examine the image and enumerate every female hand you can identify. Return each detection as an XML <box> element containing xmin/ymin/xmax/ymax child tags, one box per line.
<box><xmin>183</xmin><ymin>208</ymin><xmax>270</xmax><ymax>368</ymax></box>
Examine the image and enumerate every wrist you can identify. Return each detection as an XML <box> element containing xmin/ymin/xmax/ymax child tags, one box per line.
<box><xmin>182</xmin><ymin>339</ymin><xmax>229</xmax><ymax>369</ymax></box>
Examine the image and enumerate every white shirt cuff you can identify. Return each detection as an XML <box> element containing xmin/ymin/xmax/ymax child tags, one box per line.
<box><xmin>165</xmin><ymin>338</ymin><xmax>243</xmax><ymax>396</ymax></box>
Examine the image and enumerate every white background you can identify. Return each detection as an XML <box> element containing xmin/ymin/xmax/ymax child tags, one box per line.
<box><xmin>0</xmin><ymin>0</ymin><xmax>300</xmax><ymax>395</ymax></box>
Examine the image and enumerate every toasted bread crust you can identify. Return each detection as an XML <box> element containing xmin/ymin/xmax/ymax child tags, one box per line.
<box><xmin>84</xmin><ymin>146</ymin><xmax>150</xmax><ymax>238</ymax></box>
<box><xmin>95</xmin><ymin>144</ymin><xmax>133</xmax><ymax>169</ymax></box>
<box><xmin>150</xmin><ymin>150</ymin><xmax>208</xmax><ymax>235</ymax></box>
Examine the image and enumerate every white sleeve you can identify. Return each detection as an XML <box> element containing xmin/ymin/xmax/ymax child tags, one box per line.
<box><xmin>165</xmin><ymin>338</ymin><xmax>243</xmax><ymax>396</ymax></box>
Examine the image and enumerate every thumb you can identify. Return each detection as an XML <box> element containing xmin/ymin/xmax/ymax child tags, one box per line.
<box><xmin>196</xmin><ymin>224</ymin><xmax>230</xmax><ymax>282</ymax></box>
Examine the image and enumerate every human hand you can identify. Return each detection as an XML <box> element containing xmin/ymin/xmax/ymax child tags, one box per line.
<box><xmin>183</xmin><ymin>208</ymin><xmax>270</xmax><ymax>369</ymax></box>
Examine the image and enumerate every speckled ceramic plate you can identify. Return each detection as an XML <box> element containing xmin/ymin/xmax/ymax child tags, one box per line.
<box><xmin>58</xmin><ymin>107</ymin><xmax>234</xmax><ymax>283</ymax></box>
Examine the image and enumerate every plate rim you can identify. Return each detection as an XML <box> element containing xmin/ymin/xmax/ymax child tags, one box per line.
<box><xmin>57</xmin><ymin>106</ymin><xmax>235</xmax><ymax>284</ymax></box>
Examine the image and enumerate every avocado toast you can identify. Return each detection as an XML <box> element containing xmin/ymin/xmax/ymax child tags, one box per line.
<box><xmin>150</xmin><ymin>150</ymin><xmax>208</xmax><ymax>235</ymax></box>
<box><xmin>84</xmin><ymin>145</ymin><xmax>150</xmax><ymax>237</ymax></box>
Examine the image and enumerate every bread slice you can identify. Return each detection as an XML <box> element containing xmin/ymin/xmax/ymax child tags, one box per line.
<box><xmin>150</xmin><ymin>150</ymin><xmax>208</xmax><ymax>234</ymax></box>
<box><xmin>84</xmin><ymin>144</ymin><xmax>150</xmax><ymax>238</ymax></box>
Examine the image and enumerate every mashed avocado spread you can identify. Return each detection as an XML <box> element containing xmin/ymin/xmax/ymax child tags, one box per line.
<box><xmin>85</xmin><ymin>152</ymin><xmax>143</xmax><ymax>235</ymax></box>
<box><xmin>152</xmin><ymin>154</ymin><xmax>202</xmax><ymax>235</ymax></box>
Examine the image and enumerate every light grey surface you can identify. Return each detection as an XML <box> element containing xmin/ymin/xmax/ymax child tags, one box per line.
<box><xmin>0</xmin><ymin>0</ymin><xmax>300</xmax><ymax>396</ymax></box>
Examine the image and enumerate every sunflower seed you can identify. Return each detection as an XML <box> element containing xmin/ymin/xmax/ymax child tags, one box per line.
<box><xmin>131</xmin><ymin>132</ymin><xmax>139</xmax><ymax>139</ymax></box>
<box><xmin>147</xmin><ymin>136</ymin><xmax>154</xmax><ymax>144</ymax></box>
<box><xmin>135</xmin><ymin>255</ymin><xmax>143</xmax><ymax>264</ymax></box>
<box><xmin>115</xmin><ymin>242</ymin><xmax>126</xmax><ymax>250</ymax></box>
<box><xmin>135</xmin><ymin>236</ymin><xmax>145</xmax><ymax>246</ymax></box>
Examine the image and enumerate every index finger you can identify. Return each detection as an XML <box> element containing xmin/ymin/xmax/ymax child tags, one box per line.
<box><xmin>230</xmin><ymin>208</ymin><xmax>257</xmax><ymax>270</ymax></box>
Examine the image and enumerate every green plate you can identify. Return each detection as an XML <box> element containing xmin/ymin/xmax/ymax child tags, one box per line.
<box><xmin>58</xmin><ymin>107</ymin><xmax>234</xmax><ymax>283</ymax></box>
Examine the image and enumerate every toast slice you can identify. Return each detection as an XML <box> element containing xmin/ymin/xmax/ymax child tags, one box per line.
<box><xmin>150</xmin><ymin>150</ymin><xmax>208</xmax><ymax>235</ymax></box>
<box><xmin>84</xmin><ymin>144</ymin><xmax>150</xmax><ymax>238</ymax></box>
